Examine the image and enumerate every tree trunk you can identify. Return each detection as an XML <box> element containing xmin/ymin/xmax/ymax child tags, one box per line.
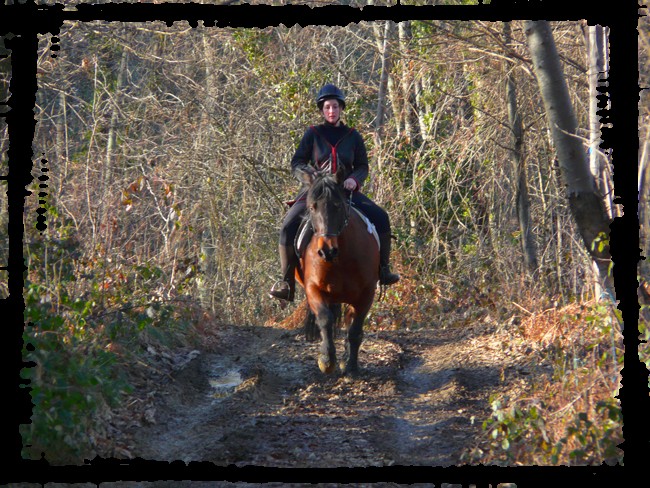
<box><xmin>398</xmin><ymin>21</ymin><xmax>420</xmax><ymax>146</ymax></box>
<box><xmin>524</xmin><ymin>20</ymin><xmax>614</xmax><ymax>298</ymax></box>
<box><xmin>102</xmin><ymin>42</ymin><xmax>128</xmax><ymax>230</ymax></box>
<box><xmin>504</xmin><ymin>22</ymin><xmax>538</xmax><ymax>277</ymax></box>
<box><xmin>374</xmin><ymin>20</ymin><xmax>393</xmax><ymax>170</ymax></box>
<box><xmin>586</xmin><ymin>24</ymin><xmax>615</xmax><ymax>218</ymax></box>
<box><xmin>104</xmin><ymin>46</ymin><xmax>127</xmax><ymax>186</ymax></box>
<box><xmin>415</xmin><ymin>75</ymin><xmax>430</xmax><ymax>141</ymax></box>
<box><xmin>639</xmin><ymin>121</ymin><xmax>650</xmax><ymax>284</ymax></box>
<box><xmin>197</xmin><ymin>29</ymin><xmax>218</xmax><ymax>311</ymax></box>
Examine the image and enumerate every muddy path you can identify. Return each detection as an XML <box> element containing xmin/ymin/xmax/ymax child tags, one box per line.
<box><xmin>110</xmin><ymin>313</ymin><xmax>530</xmax><ymax>476</ymax></box>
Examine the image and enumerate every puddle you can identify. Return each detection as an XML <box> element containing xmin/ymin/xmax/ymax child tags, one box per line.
<box><xmin>208</xmin><ymin>369</ymin><xmax>243</xmax><ymax>399</ymax></box>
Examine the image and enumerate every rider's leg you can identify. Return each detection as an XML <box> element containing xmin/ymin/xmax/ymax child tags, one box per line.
<box><xmin>378</xmin><ymin>232</ymin><xmax>400</xmax><ymax>285</ymax></box>
<box><xmin>351</xmin><ymin>193</ymin><xmax>400</xmax><ymax>285</ymax></box>
<box><xmin>269</xmin><ymin>200</ymin><xmax>305</xmax><ymax>301</ymax></box>
<box><xmin>269</xmin><ymin>244</ymin><xmax>298</xmax><ymax>301</ymax></box>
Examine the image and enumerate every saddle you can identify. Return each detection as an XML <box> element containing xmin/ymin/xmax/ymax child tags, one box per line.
<box><xmin>293</xmin><ymin>205</ymin><xmax>380</xmax><ymax>258</ymax></box>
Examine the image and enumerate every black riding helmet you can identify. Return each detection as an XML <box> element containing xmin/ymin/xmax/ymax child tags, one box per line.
<box><xmin>316</xmin><ymin>84</ymin><xmax>346</xmax><ymax>110</ymax></box>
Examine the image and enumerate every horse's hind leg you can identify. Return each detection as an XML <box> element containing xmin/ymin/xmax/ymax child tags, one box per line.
<box><xmin>304</xmin><ymin>309</ymin><xmax>319</xmax><ymax>342</ymax></box>
<box><xmin>343</xmin><ymin>289</ymin><xmax>377</xmax><ymax>375</ymax></box>
<box><xmin>339</xmin><ymin>306</ymin><xmax>356</xmax><ymax>371</ymax></box>
<box><xmin>331</xmin><ymin>303</ymin><xmax>342</xmax><ymax>338</ymax></box>
<box><xmin>343</xmin><ymin>313</ymin><xmax>365</xmax><ymax>375</ymax></box>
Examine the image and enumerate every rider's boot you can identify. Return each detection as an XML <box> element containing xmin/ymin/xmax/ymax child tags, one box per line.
<box><xmin>379</xmin><ymin>232</ymin><xmax>400</xmax><ymax>286</ymax></box>
<box><xmin>269</xmin><ymin>244</ymin><xmax>297</xmax><ymax>301</ymax></box>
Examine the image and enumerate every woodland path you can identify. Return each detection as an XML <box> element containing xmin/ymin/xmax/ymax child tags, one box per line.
<box><xmin>98</xmin><ymin>310</ymin><xmax>531</xmax><ymax>486</ymax></box>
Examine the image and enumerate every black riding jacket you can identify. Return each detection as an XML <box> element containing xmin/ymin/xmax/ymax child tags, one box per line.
<box><xmin>290</xmin><ymin>122</ymin><xmax>369</xmax><ymax>197</ymax></box>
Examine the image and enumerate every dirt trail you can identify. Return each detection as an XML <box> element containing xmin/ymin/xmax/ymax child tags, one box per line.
<box><xmin>111</xmin><ymin>314</ymin><xmax>529</xmax><ymax>475</ymax></box>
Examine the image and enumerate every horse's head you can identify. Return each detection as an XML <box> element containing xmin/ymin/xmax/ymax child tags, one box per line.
<box><xmin>306</xmin><ymin>166</ymin><xmax>349</xmax><ymax>262</ymax></box>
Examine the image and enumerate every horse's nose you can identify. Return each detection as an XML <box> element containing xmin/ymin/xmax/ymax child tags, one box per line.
<box><xmin>318</xmin><ymin>246</ymin><xmax>338</xmax><ymax>262</ymax></box>
<box><xmin>317</xmin><ymin>237</ymin><xmax>339</xmax><ymax>262</ymax></box>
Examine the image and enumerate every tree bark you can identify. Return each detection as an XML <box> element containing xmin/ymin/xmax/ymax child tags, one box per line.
<box><xmin>398</xmin><ymin>21</ymin><xmax>420</xmax><ymax>146</ymax></box>
<box><xmin>524</xmin><ymin>20</ymin><xmax>614</xmax><ymax>298</ymax></box>
<box><xmin>639</xmin><ymin>122</ymin><xmax>650</xmax><ymax>283</ymax></box>
<box><xmin>374</xmin><ymin>20</ymin><xmax>393</xmax><ymax>170</ymax></box>
<box><xmin>505</xmin><ymin>22</ymin><xmax>538</xmax><ymax>277</ymax></box>
<box><xmin>586</xmin><ymin>24</ymin><xmax>614</xmax><ymax>219</ymax></box>
<box><xmin>197</xmin><ymin>29</ymin><xmax>218</xmax><ymax>311</ymax></box>
<box><xmin>104</xmin><ymin>45</ymin><xmax>127</xmax><ymax>195</ymax></box>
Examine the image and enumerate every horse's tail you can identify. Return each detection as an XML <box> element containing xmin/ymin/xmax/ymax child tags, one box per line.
<box><xmin>304</xmin><ymin>303</ymin><xmax>342</xmax><ymax>342</ymax></box>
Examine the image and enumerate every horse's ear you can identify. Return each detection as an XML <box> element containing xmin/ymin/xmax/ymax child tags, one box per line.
<box><xmin>334</xmin><ymin>164</ymin><xmax>346</xmax><ymax>185</ymax></box>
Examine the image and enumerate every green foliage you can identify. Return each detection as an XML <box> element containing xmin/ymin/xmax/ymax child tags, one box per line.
<box><xmin>22</xmin><ymin>278</ymin><xmax>132</xmax><ymax>461</ymax></box>
<box><xmin>561</xmin><ymin>400</ymin><xmax>622</xmax><ymax>464</ymax></box>
<box><xmin>474</xmin><ymin>304</ymin><xmax>622</xmax><ymax>465</ymax></box>
<box><xmin>20</xmin><ymin>199</ymin><xmax>197</xmax><ymax>461</ymax></box>
<box><xmin>386</xmin><ymin>142</ymin><xmax>484</xmax><ymax>275</ymax></box>
<box><xmin>482</xmin><ymin>396</ymin><xmax>622</xmax><ymax>465</ymax></box>
<box><xmin>482</xmin><ymin>398</ymin><xmax>559</xmax><ymax>463</ymax></box>
<box><xmin>233</xmin><ymin>28</ymin><xmax>272</xmax><ymax>67</ymax></box>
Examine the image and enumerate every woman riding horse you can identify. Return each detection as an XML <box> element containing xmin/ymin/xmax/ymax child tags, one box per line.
<box><xmin>269</xmin><ymin>83</ymin><xmax>399</xmax><ymax>302</ymax></box>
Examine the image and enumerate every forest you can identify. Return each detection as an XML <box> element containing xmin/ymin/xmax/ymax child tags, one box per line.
<box><xmin>1</xmin><ymin>0</ymin><xmax>640</xmax><ymax>477</ymax></box>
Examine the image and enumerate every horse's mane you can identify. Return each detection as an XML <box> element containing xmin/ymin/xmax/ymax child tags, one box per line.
<box><xmin>306</xmin><ymin>173</ymin><xmax>342</xmax><ymax>207</ymax></box>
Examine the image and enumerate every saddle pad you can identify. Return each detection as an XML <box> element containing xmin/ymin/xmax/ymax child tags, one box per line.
<box><xmin>352</xmin><ymin>207</ymin><xmax>381</xmax><ymax>249</ymax></box>
<box><xmin>295</xmin><ymin>220</ymin><xmax>313</xmax><ymax>257</ymax></box>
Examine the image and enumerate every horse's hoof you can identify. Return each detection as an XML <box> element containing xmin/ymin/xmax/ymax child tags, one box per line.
<box><xmin>343</xmin><ymin>364</ymin><xmax>360</xmax><ymax>377</ymax></box>
<box><xmin>318</xmin><ymin>356</ymin><xmax>336</xmax><ymax>374</ymax></box>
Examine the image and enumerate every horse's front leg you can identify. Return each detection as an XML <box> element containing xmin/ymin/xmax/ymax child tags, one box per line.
<box><xmin>314</xmin><ymin>303</ymin><xmax>337</xmax><ymax>374</ymax></box>
<box><xmin>342</xmin><ymin>298</ymin><xmax>373</xmax><ymax>375</ymax></box>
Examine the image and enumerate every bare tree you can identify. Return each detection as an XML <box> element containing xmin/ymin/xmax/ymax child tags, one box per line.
<box><xmin>525</xmin><ymin>20</ymin><xmax>613</xmax><ymax>298</ymax></box>
<box><xmin>374</xmin><ymin>20</ymin><xmax>394</xmax><ymax>170</ymax></box>
<box><xmin>504</xmin><ymin>22</ymin><xmax>538</xmax><ymax>277</ymax></box>
<box><xmin>584</xmin><ymin>23</ymin><xmax>614</xmax><ymax>218</ymax></box>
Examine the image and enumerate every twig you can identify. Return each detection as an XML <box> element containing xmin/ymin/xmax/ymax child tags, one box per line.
<box><xmin>512</xmin><ymin>301</ymin><xmax>533</xmax><ymax>315</ymax></box>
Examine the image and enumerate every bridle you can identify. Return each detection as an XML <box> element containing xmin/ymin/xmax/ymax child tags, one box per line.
<box><xmin>310</xmin><ymin>186</ymin><xmax>353</xmax><ymax>239</ymax></box>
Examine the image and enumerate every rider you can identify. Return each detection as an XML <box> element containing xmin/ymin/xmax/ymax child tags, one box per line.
<box><xmin>269</xmin><ymin>83</ymin><xmax>400</xmax><ymax>302</ymax></box>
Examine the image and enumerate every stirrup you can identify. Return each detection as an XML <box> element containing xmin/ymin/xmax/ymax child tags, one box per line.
<box><xmin>269</xmin><ymin>280</ymin><xmax>294</xmax><ymax>301</ymax></box>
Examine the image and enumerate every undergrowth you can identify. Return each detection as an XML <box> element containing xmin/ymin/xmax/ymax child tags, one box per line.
<box><xmin>462</xmin><ymin>301</ymin><xmax>623</xmax><ymax>465</ymax></box>
<box><xmin>21</xmin><ymin>220</ymin><xmax>204</xmax><ymax>463</ymax></box>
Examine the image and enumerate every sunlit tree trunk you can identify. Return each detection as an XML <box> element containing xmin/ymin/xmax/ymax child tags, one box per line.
<box><xmin>415</xmin><ymin>74</ymin><xmax>431</xmax><ymax>142</ymax></box>
<box><xmin>374</xmin><ymin>20</ymin><xmax>393</xmax><ymax>171</ymax></box>
<box><xmin>586</xmin><ymin>24</ymin><xmax>614</xmax><ymax>219</ymax></box>
<box><xmin>398</xmin><ymin>21</ymin><xmax>420</xmax><ymax>146</ymax></box>
<box><xmin>103</xmin><ymin>44</ymin><xmax>127</xmax><ymax>217</ymax></box>
<box><xmin>639</xmin><ymin>122</ymin><xmax>650</xmax><ymax>286</ymax></box>
<box><xmin>525</xmin><ymin>20</ymin><xmax>614</xmax><ymax>299</ymax></box>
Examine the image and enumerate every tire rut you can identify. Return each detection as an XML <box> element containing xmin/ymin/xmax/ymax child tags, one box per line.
<box><xmin>123</xmin><ymin>321</ymin><xmax>515</xmax><ymax>471</ymax></box>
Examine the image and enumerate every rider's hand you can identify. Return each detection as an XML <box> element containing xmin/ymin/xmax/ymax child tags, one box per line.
<box><xmin>343</xmin><ymin>178</ymin><xmax>357</xmax><ymax>191</ymax></box>
<box><xmin>301</xmin><ymin>167</ymin><xmax>316</xmax><ymax>184</ymax></box>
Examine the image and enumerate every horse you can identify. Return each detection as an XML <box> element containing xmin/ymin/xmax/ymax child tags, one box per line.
<box><xmin>294</xmin><ymin>167</ymin><xmax>380</xmax><ymax>375</ymax></box>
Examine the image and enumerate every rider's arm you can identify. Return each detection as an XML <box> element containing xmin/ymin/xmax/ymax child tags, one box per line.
<box><xmin>347</xmin><ymin>131</ymin><xmax>369</xmax><ymax>190</ymax></box>
<box><xmin>290</xmin><ymin>128</ymin><xmax>317</xmax><ymax>184</ymax></box>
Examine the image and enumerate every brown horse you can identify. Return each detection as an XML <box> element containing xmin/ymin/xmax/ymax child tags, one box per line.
<box><xmin>295</xmin><ymin>167</ymin><xmax>380</xmax><ymax>375</ymax></box>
